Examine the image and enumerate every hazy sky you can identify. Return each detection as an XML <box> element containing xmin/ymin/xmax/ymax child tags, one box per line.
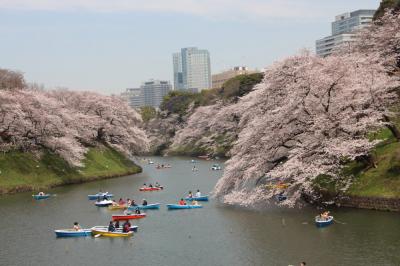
<box><xmin>0</xmin><ymin>0</ymin><xmax>379</xmax><ymax>94</ymax></box>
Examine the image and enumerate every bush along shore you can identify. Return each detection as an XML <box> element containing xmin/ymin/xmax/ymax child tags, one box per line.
<box><xmin>0</xmin><ymin>145</ymin><xmax>142</xmax><ymax>195</ymax></box>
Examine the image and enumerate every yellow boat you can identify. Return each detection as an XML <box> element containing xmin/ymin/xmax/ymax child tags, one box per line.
<box><xmin>108</xmin><ymin>204</ymin><xmax>127</xmax><ymax>210</ymax></box>
<box><xmin>91</xmin><ymin>227</ymin><xmax>133</xmax><ymax>237</ymax></box>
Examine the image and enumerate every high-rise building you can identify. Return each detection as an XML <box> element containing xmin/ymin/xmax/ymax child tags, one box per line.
<box><xmin>212</xmin><ymin>66</ymin><xmax>259</xmax><ymax>90</ymax></box>
<box><xmin>141</xmin><ymin>79</ymin><xmax>172</xmax><ymax>108</ymax></box>
<box><xmin>173</xmin><ymin>47</ymin><xmax>211</xmax><ymax>92</ymax></box>
<box><xmin>121</xmin><ymin>79</ymin><xmax>172</xmax><ymax>109</ymax></box>
<box><xmin>316</xmin><ymin>9</ymin><xmax>375</xmax><ymax>57</ymax></box>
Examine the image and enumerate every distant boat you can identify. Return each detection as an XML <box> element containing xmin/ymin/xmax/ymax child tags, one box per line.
<box><xmin>108</xmin><ymin>204</ymin><xmax>127</xmax><ymax>210</ymax></box>
<box><xmin>166</xmin><ymin>204</ymin><xmax>203</xmax><ymax>210</ymax></box>
<box><xmin>198</xmin><ymin>155</ymin><xmax>210</xmax><ymax>160</ymax></box>
<box><xmin>90</xmin><ymin>227</ymin><xmax>133</xmax><ymax>237</ymax></box>
<box><xmin>88</xmin><ymin>192</ymin><xmax>113</xmax><ymax>200</ymax></box>
<box><xmin>185</xmin><ymin>195</ymin><xmax>209</xmax><ymax>201</ymax></box>
<box><xmin>95</xmin><ymin>200</ymin><xmax>114</xmax><ymax>207</ymax></box>
<box><xmin>112</xmin><ymin>213</ymin><xmax>147</xmax><ymax>221</ymax></box>
<box><xmin>128</xmin><ymin>203</ymin><xmax>160</xmax><ymax>210</ymax></box>
<box><xmin>211</xmin><ymin>164</ymin><xmax>221</xmax><ymax>170</ymax></box>
<box><xmin>139</xmin><ymin>187</ymin><xmax>163</xmax><ymax>192</ymax></box>
<box><xmin>32</xmin><ymin>194</ymin><xmax>51</xmax><ymax>200</ymax></box>
<box><xmin>91</xmin><ymin>225</ymin><xmax>138</xmax><ymax>232</ymax></box>
<box><xmin>315</xmin><ymin>216</ymin><xmax>334</xmax><ymax>228</ymax></box>
<box><xmin>54</xmin><ymin>229</ymin><xmax>91</xmax><ymax>237</ymax></box>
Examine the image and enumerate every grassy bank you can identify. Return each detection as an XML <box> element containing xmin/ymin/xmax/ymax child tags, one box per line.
<box><xmin>313</xmin><ymin>127</ymin><xmax>400</xmax><ymax>201</ymax></box>
<box><xmin>0</xmin><ymin>145</ymin><xmax>142</xmax><ymax>194</ymax></box>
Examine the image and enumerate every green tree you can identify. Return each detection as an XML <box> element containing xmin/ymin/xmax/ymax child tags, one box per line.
<box><xmin>374</xmin><ymin>0</ymin><xmax>400</xmax><ymax>20</ymax></box>
<box><xmin>140</xmin><ymin>106</ymin><xmax>157</xmax><ymax>122</ymax></box>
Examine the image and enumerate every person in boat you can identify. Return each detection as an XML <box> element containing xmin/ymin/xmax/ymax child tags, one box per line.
<box><xmin>111</xmin><ymin>200</ymin><xmax>118</xmax><ymax>206</ymax></box>
<box><xmin>300</xmin><ymin>262</ymin><xmax>306</xmax><ymax>266</ymax></box>
<box><xmin>155</xmin><ymin>182</ymin><xmax>161</xmax><ymax>188</ymax></box>
<box><xmin>188</xmin><ymin>191</ymin><xmax>193</xmax><ymax>198</ymax></box>
<box><xmin>73</xmin><ymin>222</ymin><xmax>81</xmax><ymax>231</ymax></box>
<box><xmin>179</xmin><ymin>198</ymin><xmax>186</xmax><ymax>205</ymax></box>
<box><xmin>321</xmin><ymin>211</ymin><xmax>330</xmax><ymax>221</ymax></box>
<box><xmin>131</xmin><ymin>200</ymin><xmax>137</xmax><ymax>207</ymax></box>
<box><xmin>135</xmin><ymin>208</ymin><xmax>141</xmax><ymax>214</ymax></box>
<box><xmin>195</xmin><ymin>189</ymin><xmax>201</xmax><ymax>197</ymax></box>
<box><xmin>123</xmin><ymin>209</ymin><xmax>132</xmax><ymax>215</ymax></box>
<box><xmin>122</xmin><ymin>220</ymin><xmax>131</xmax><ymax>233</ymax></box>
<box><xmin>108</xmin><ymin>221</ymin><xmax>115</xmax><ymax>232</ymax></box>
<box><xmin>127</xmin><ymin>198</ymin><xmax>132</xmax><ymax>206</ymax></box>
<box><xmin>103</xmin><ymin>194</ymin><xmax>109</xmax><ymax>200</ymax></box>
<box><xmin>118</xmin><ymin>198</ymin><xmax>125</xmax><ymax>205</ymax></box>
<box><xmin>114</xmin><ymin>221</ymin><xmax>120</xmax><ymax>229</ymax></box>
<box><xmin>161</xmin><ymin>164</ymin><xmax>164</xmax><ymax>168</ymax></box>
<box><xmin>192</xmin><ymin>200</ymin><xmax>199</xmax><ymax>206</ymax></box>
<box><xmin>96</xmin><ymin>196</ymin><xmax>102</xmax><ymax>202</ymax></box>
<box><xmin>149</xmin><ymin>183</ymin><xmax>153</xmax><ymax>188</ymax></box>
<box><xmin>142</xmin><ymin>199</ymin><xmax>148</xmax><ymax>206</ymax></box>
<box><xmin>192</xmin><ymin>166</ymin><xmax>197</xmax><ymax>171</ymax></box>
<box><xmin>38</xmin><ymin>192</ymin><xmax>45</xmax><ymax>196</ymax></box>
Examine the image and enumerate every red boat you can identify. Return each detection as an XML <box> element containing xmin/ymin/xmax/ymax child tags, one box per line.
<box><xmin>139</xmin><ymin>186</ymin><xmax>163</xmax><ymax>191</ymax></box>
<box><xmin>112</xmin><ymin>213</ymin><xmax>147</xmax><ymax>221</ymax></box>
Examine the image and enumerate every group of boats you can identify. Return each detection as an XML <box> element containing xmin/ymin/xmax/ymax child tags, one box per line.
<box><xmin>51</xmin><ymin>185</ymin><xmax>210</xmax><ymax>238</ymax></box>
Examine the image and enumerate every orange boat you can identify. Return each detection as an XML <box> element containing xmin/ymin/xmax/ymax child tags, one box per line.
<box><xmin>112</xmin><ymin>213</ymin><xmax>147</xmax><ymax>221</ymax></box>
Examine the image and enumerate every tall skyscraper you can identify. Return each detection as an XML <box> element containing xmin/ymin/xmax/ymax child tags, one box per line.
<box><xmin>121</xmin><ymin>79</ymin><xmax>172</xmax><ymax>109</ymax></box>
<box><xmin>316</xmin><ymin>9</ymin><xmax>375</xmax><ymax>57</ymax></box>
<box><xmin>173</xmin><ymin>47</ymin><xmax>211</xmax><ymax>92</ymax></box>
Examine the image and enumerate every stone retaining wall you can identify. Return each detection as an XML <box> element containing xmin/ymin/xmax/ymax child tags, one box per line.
<box><xmin>337</xmin><ymin>196</ymin><xmax>400</xmax><ymax>212</ymax></box>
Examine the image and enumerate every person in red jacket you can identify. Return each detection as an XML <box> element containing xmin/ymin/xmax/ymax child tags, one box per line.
<box><xmin>179</xmin><ymin>199</ymin><xmax>186</xmax><ymax>205</ymax></box>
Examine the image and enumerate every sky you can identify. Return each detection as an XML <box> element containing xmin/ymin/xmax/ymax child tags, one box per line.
<box><xmin>0</xmin><ymin>0</ymin><xmax>380</xmax><ymax>94</ymax></box>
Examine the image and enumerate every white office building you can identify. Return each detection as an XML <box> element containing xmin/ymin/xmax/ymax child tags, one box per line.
<box><xmin>316</xmin><ymin>9</ymin><xmax>375</xmax><ymax>57</ymax></box>
<box><xmin>173</xmin><ymin>47</ymin><xmax>211</xmax><ymax>92</ymax></box>
<box><xmin>122</xmin><ymin>80</ymin><xmax>172</xmax><ymax>109</ymax></box>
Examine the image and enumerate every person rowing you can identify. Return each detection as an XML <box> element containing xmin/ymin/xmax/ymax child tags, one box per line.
<box><xmin>142</xmin><ymin>199</ymin><xmax>148</xmax><ymax>206</ymax></box>
<box><xmin>38</xmin><ymin>192</ymin><xmax>45</xmax><ymax>196</ymax></box>
<box><xmin>108</xmin><ymin>221</ymin><xmax>115</xmax><ymax>232</ymax></box>
<box><xmin>122</xmin><ymin>220</ymin><xmax>131</xmax><ymax>233</ymax></box>
<box><xmin>135</xmin><ymin>208</ymin><xmax>141</xmax><ymax>214</ymax></box>
<box><xmin>179</xmin><ymin>198</ymin><xmax>186</xmax><ymax>205</ymax></box>
<box><xmin>155</xmin><ymin>182</ymin><xmax>161</xmax><ymax>188</ymax></box>
<box><xmin>131</xmin><ymin>200</ymin><xmax>137</xmax><ymax>207</ymax></box>
<box><xmin>195</xmin><ymin>189</ymin><xmax>201</xmax><ymax>197</ymax></box>
<box><xmin>118</xmin><ymin>198</ymin><xmax>125</xmax><ymax>205</ymax></box>
<box><xmin>73</xmin><ymin>222</ymin><xmax>81</xmax><ymax>231</ymax></box>
<box><xmin>192</xmin><ymin>200</ymin><xmax>199</xmax><ymax>206</ymax></box>
<box><xmin>149</xmin><ymin>183</ymin><xmax>153</xmax><ymax>188</ymax></box>
<box><xmin>188</xmin><ymin>191</ymin><xmax>193</xmax><ymax>198</ymax></box>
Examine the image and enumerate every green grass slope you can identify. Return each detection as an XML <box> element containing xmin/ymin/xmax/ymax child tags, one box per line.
<box><xmin>0</xmin><ymin>145</ymin><xmax>141</xmax><ymax>194</ymax></box>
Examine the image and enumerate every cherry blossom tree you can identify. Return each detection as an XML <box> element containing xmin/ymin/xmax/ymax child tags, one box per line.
<box><xmin>213</xmin><ymin>52</ymin><xmax>399</xmax><ymax>207</ymax></box>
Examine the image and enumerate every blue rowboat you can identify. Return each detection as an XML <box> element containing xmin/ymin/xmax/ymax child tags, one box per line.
<box><xmin>185</xmin><ymin>195</ymin><xmax>209</xmax><ymax>201</ymax></box>
<box><xmin>33</xmin><ymin>194</ymin><xmax>51</xmax><ymax>200</ymax></box>
<box><xmin>128</xmin><ymin>203</ymin><xmax>160</xmax><ymax>210</ymax></box>
<box><xmin>315</xmin><ymin>216</ymin><xmax>334</xmax><ymax>228</ymax></box>
<box><xmin>167</xmin><ymin>204</ymin><xmax>203</xmax><ymax>210</ymax></box>
<box><xmin>88</xmin><ymin>193</ymin><xmax>113</xmax><ymax>200</ymax></box>
<box><xmin>276</xmin><ymin>195</ymin><xmax>287</xmax><ymax>202</ymax></box>
<box><xmin>55</xmin><ymin>229</ymin><xmax>91</xmax><ymax>237</ymax></box>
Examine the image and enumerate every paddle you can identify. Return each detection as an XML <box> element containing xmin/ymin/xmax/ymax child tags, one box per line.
<box><xmin>334</xmin><ymin>219</ymin><xmax>346</xmax><ymax>225</ymax></box>
<box><xmin>94</xmin><ymin>234</ymin><xmax>101</xmax><ymax>238</ymax></box>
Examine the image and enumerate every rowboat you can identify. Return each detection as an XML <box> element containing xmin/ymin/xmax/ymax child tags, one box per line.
<box><xmin>88</xmin><ymin>192</ymin><xmax>113</xmax><ymax>200</ymax></box>
<box><xmin>91</xmin><ymin>227</ymin><xmax>133</xmax><ymax>237</ymax></box>
<box><xmin>92</xmin><ymin>225</ymin><xmax>138</xmax><ymax>232</ymax></box>
<box><xmin>139</xmin><ymin>187</ymin><xmax>163</xmax><ymax>191</ymax></box>
<box><xmin>108</xmin><ymin>204</ymin><xmax>127</xmax><ymax>210</ymax></box>
<box><xmin>211</xmin><ymin>164</ymin><xmax>221</xmax><ymax>170</ymax></box>
<box><xmin>128</xmin><ymin>203</ymin><xmax>160</xmax><ymax>210</ymax></box>
<box><xmin>315</xmin><ymin>216</ymin><xmax>334</xmax><ymax>228</ymax></box>
<box><xmin>112</xmin><ymin>213</ymin><xmax>147</xmax><ymax>221</ymax></box>
<box><xmin>276</xmin><ymin>194</ymin><xmax>287</xmax><ymax>202</ymax></box>
<box><xmin>95</xmin><ymin>200</ymin><xmax>114</xmax><ymax>207</ymax></box>
<box><xmin>166</xmin><ymin>204</ymin><xmax>203</xmax><ymax>210</ymax></box>
<box><xmin>54</xmin><ymin>229</ymin><xmax>91</xmax><ymax>237</ymax></box>
<box><xmin>185</xmin><ymin>195</ymin><xmax>209</xmax><ymax>201</ymax></box>
<box><xmin>33</xmin><ymin>194</ymin><xmax>51</xmax><ymax>200</ymax></box>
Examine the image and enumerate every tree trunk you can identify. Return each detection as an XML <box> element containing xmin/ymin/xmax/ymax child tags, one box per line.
<box><xmin>383</xmin><ymin>115</ymin><xmax>400</xmax><ymax>141</ymax></box>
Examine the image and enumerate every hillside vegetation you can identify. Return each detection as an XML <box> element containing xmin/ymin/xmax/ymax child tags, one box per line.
<box><xmin>0</xmin><ymin>145</ymin><xmax>141</xmax><ymax>194</ymax></box>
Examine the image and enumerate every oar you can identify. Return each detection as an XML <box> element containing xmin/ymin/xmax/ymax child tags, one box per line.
<box><xmin>94</xmin><ymin>234</ymin><xmax>101</xmax><ymax>238</ymax></box>
<box><xmin>334</xmin><ymin>219</ymin><xmax>346</xmax><ymax>225</ymax></box>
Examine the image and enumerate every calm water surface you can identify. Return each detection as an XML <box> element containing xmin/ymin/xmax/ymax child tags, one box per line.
<box><xmin>0</xmin><ymin>156</ymin><xmax>399</xmax><ymax>266</ymax></box>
